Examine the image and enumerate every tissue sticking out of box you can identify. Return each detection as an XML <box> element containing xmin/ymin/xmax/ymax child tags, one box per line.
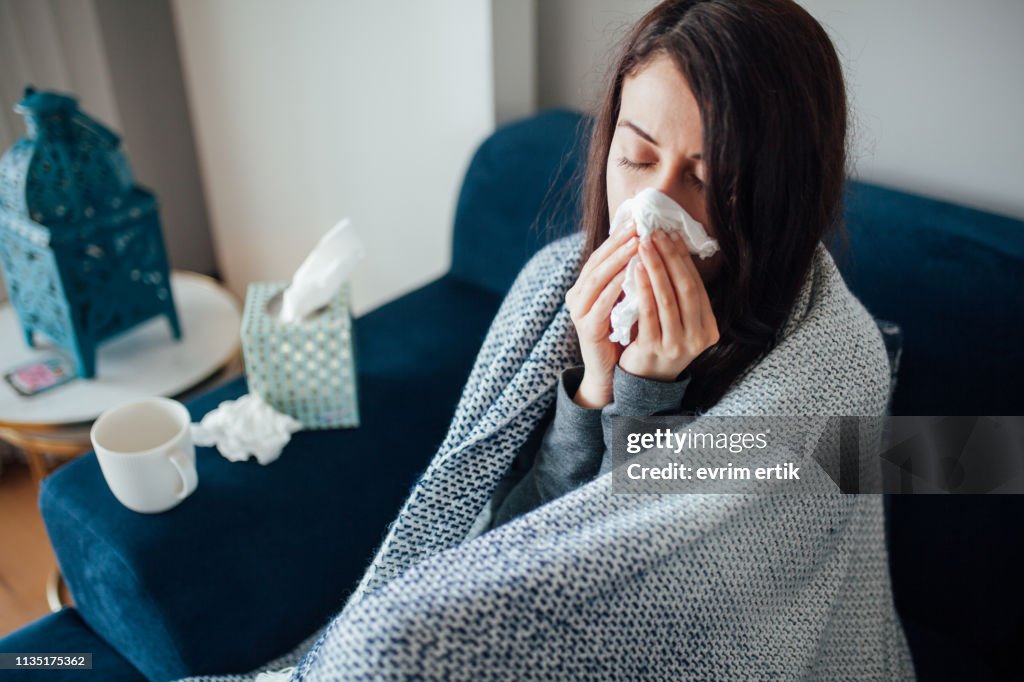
<box><xmin>191</xmin><ymin>393</ymin><xmax>302</xmax><ymax>465</ymax></box>
<box><xmin>279</xmin><ymin>217</ymin><xmax>365</xmax><ymax>324</ymax></box>
<box><xmin>608</xmin><ymin>188</ymin><xmax>720</xmax><ymax>346</ymax></box>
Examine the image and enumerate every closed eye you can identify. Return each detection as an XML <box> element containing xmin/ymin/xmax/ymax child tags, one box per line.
<box><xmin>616</xmin><ymin>156</ymin><xmax>654</xmax><ymax>171</ymax></box>
<box><xmin>619</xmin><ymin>156</ymin><xmax>705</xmax><ymax>192</ymax></box>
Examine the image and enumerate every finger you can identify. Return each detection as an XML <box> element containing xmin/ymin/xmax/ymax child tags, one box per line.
<box><xmin>699</xmin><ymin>289</ymin><xmax>719</xmax><ymax>344</ymax></box>
<box><xmin>570</xmin><ymin>226</ymin><xmax>635</xmax><ymax>308</ymax></box>
<box><xmin>588</xmin><ymin>267</ymin><xmax>628</xmax><ymax>321</ymax></box>
<box><xmin>696</xmin><ymin>270</ymin><xmax>715</xmax><ymax>335</ymax></box>
<box><xmin>633</xmin><ymin>257</ymin><xmax>660</xmax><ymax>344</ymax></box>
<box><xmin>639</xmin><ymin>235</ymin><xmax>681</xmax><ymax>344</ymax></box>
<box><xmin>664</xmin><ymin>232</ymin><xmax>717</xmax><ymax>337</ymax></box>
<box><xmin>682</xmin><ymin>239</ymin><xmax>717</xmax><ymax>337</ymax></box>
<box><xmin>677</xmin><ymin>240</ymin><xmax>719</xmax><ymax>345</ymax></box>
<box><xmin>580</xmin><ymin>219</ymin><xmax>637</xmax><ymax>282</ymax></box>
<box><xmin>659</xmin><ymin>232</ymin><xmax>704</xmax><ymax>335</ymax></box>
<box><xmin>574</xmin><ymin>236</ymin><xmax>637</xmax><ymax>315</ymax></box>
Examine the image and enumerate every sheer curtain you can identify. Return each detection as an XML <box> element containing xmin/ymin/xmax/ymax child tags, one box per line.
<box><xmin>0</xmin><ymin>0</ymin><xmax>216</xmax><ymax>294</ymax></box>
<box><xmin>0</xmin><ymin>0</ymin><xmax>124</xmax><ymax>303</ymax></box>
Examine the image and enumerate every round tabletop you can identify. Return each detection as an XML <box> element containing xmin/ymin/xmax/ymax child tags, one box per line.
<box><xmin>0</xmin><ymin>271</ymin><xmax>241</xmax><ymax>428</ymax></box>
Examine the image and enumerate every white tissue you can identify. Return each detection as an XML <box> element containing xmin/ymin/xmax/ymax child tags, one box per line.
<box><xmin>608</xmin><ymin>188</ymin><xmax>720</xmax><ymax>346</ymax></box>
<box><xmin>610</xmin><ymin>187</ymin><xmax>719</xmax><ymax>255</ymax></box>
<box><xmin>191</xmin><ymin>393</ymin><xmax>302</xmax><ymax>465</ymax></box>
<box><xmin>280</xmin><ymin>217</ymin><xmax>366</xmax><ymax>324</ymax></box>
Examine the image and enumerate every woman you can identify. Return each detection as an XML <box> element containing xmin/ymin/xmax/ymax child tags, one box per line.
<box><xmin>473</xmin><ymin>41</ymin><xmax>726</xmax><ymax>533</ymax></box>
<box><xmin>192</xmin><ymin>1</ymin><xmax>915</xmax><ymax>680</ymax></box>
<box><xmin>469</xmin><ymin>0</ymin><xmax>876</xmax><ymax>537</ymax></box>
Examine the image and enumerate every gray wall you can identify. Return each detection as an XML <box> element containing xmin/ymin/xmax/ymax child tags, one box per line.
<box><xmin>537</xmin><ymin>0</ymin><xmax>1024</xmax><ymax>220</ymax></box>
<box><xmin>93</xmin><ymin>0</ymin><xmax>215</xmax><ymax>276</ymax></box>
<box><xmin>538</xmin><ymin>0</ymin><xmax>652</xmax><ymax>113</ymax></box>
<box><xmin>492</xmin><ymin>0</ymin><xmax>538</xmax><ymax>125</ymax></box>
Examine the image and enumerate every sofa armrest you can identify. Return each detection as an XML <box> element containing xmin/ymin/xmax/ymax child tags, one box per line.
<box><xmin>40</xmin><ymin>274</ymin><xmax>501</xmax><ymax>681</ymax></box>
<box><xmin>0</xmin><ymin>607</ymin><xmax>146</xmax><ymax>682</ymax></box>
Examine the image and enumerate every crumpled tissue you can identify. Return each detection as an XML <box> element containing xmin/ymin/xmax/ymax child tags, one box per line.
<box><xmin>280</xmin><ymin>217</ymin><xmax>365</xmax><ymax>324</ymax></box>
<box><xmin>608</xmin><ymin>188</ymin><xmax>720</xmax><ymax>345</ymax></box>
<box><xmin>191</xmin><ymin>393</ymin><xmax>302</xmax><ymax>465</ymax></box>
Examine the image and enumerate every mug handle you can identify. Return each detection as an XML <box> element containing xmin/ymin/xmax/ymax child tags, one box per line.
<box><xmin>168</xmin><ymin>449</ymin><xmax>198</xmax><ymax>500</ymax></box>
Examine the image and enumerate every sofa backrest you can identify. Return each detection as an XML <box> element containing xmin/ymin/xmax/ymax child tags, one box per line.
<box><xmin>449</xmin><ymin>109</ymin><xmax>590</xmax><ymax>297</ymax></box>
<box><xmin>831</xmin><ymin>181</ymin><xmax>1024</xmax><ymax>416</ymax></box>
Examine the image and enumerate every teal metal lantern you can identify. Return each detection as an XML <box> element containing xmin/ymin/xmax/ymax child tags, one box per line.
<box><xmin>0</xmin><ymin>87</ymin><xmax>181</xmax><ymax>378</ymax></box>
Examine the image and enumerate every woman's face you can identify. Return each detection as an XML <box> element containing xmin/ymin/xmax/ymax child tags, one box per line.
<box><xmin>606</xmin><ymin>52</ymin><xmax>722</xmax><ymax>284</ymax></box>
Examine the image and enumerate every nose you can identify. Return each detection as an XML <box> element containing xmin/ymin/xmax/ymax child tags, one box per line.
<box><xmin>649</xmin><ymin>168</ymin><xmax>693</xmax><ymax>215</ymax></box>
<box><xmin>643</xmin><ymin>155</ymin><xmax>708</xmax><ymax>215</ymax></box>
<box><xmin>645</xmin><ymin>156</ymin><xmax>684</xmax><ymax>192</ymax></box>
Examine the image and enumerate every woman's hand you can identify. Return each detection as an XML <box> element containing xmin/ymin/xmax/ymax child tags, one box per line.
<box><xmin>618</xmin><ymin>230</ymin><xmax>720</xmax><ymax>382</ymax></box>
<box><xmin>564</xmin><ymin>223</ymin><xmax>639</xmax><ymax>408</ymax></box>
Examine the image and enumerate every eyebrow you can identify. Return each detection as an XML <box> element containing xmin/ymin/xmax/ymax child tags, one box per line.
<box><xmin>618</xmin><ymin>120</ymin><xmax>702</xmax><ymax>160</ymax></box>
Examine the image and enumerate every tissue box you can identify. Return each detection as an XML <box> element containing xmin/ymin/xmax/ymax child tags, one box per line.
<box><xmin>241</xmin><ymin>281</ymin><xmax>359</xmax><ymax>429</ymax></box>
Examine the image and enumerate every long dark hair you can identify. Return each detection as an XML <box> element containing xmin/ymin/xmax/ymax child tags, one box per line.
<box><xmin>579</xmin><ymin>0</ymin><xmax>850</xmax><ymax>411</ymax></box>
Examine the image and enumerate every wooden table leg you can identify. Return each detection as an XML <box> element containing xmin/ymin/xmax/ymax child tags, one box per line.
<box><xmin>24</xmin><ymin>447</ymin><xmax>50</xmax><ymax>486</ymax></box>
<box><xmin>0</xmin><ymin>428</ymin><xmax>89</xmax><ymax>487</ymax></box>
<box><xmin>46</xmin><ymin>566</ymin><xmax>68</xmax><ymax>612</ymax></box>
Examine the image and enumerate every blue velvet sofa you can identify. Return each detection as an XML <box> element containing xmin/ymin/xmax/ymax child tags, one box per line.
<box><xmin>2</xmin><ymin>109</ymin><xmax>1022</xmax><ymax>681</ymax></box>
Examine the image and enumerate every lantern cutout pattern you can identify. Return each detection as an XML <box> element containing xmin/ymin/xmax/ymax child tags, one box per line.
<box><xmin>0</xmin><ymin>87</ymin><xmax>181</xmax><ymax>378</ymax></box>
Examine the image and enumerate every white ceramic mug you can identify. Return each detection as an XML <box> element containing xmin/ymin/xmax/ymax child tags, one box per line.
<box><xmin>90</xmin><ymin>397</ymin><xmax>198</xmax><ymax>513</ymax></box>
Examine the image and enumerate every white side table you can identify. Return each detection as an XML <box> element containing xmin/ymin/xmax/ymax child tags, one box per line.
<box><xmin>0</xmin><ymin>271</ymin><xmax>242</xmax><ymax>483</ymax></box>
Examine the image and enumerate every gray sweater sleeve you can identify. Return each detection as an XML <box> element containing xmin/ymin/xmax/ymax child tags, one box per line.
<box><xmin>487</xmin><ymin>363</ymin><xmax>691</xmax><ymax>531</ymax></box>
<box><xmin>597</xmin><ymin>364</ymin><xmax>693</xmax><ymax>477</ymax></box>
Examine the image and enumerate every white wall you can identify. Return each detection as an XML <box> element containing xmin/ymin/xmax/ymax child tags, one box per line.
<box><xmin>537</xmin><ymin>0</ymin><xmax>1024</xmax><ymax>220</ymax></box>
<box><xmin>172</xmin><ymin>0</ymin><xmax>497</xmax><ymax>316</ymax></box>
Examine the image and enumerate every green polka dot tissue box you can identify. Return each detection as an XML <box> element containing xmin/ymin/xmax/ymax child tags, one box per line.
<box><xmin>240</xmin><ymin>281</ymin><xmax>359</xmax><ymax>429</ymax></box>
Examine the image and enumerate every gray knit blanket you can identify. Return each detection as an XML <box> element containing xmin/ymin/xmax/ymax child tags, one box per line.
<box><xmin>179</xmin><ymin>231</ymin><xmax>915</xmax><ymax>681</ymax></box>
